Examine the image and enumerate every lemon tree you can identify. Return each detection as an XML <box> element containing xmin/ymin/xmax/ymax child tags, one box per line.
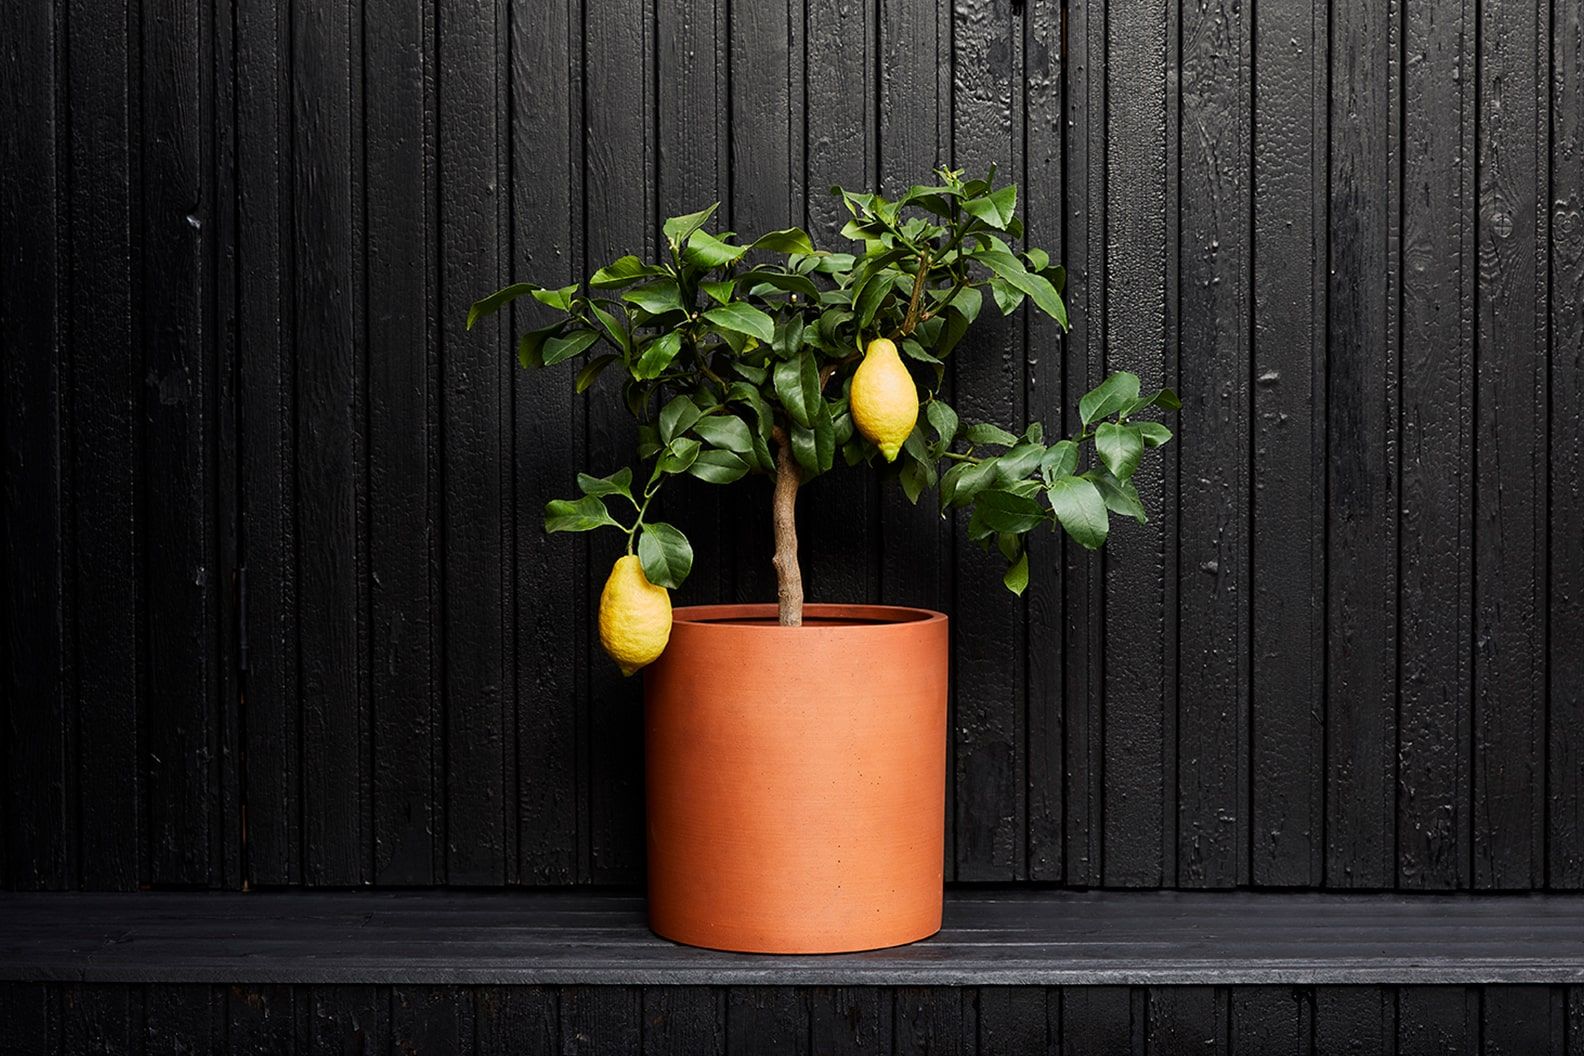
<box><xmin>471</xmin><ymin>167</ymin><xmax>1176</xmax><ymax>666</ymax></box>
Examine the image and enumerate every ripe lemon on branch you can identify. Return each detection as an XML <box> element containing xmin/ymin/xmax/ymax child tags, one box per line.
<box><xmin>598</xmin><ymin>554</ymin><xmax>672</xmax><ymax>676</ymax></box>
<box><xmin>849</xmin><ymin>337</ymin><xmax>918</xmax><ymax>462</ymax></box>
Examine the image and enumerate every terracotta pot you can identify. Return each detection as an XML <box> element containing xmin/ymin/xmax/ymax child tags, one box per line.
<box><xmin>644</xmin><ymin>603</ymin><xmax>948</xmax><ymax>954</ymax></box>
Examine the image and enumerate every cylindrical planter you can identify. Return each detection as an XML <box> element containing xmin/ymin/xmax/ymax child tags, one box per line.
<box><xmin>644</xmin><ymin>603</ymin><xmax>948</xmax><ymax>954</ymax></box>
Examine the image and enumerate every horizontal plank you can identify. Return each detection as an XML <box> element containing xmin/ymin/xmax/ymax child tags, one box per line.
<box><xmin>0</xmin><ymin>890</ymin><xmax>1580</xmax><ymax>986</ymax></box>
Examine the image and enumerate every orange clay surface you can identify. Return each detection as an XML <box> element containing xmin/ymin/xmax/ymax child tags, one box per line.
<box><xmin>644</xmin><ymin>604</ymin><xmax>948</xmax><ymax>954</ymax></box>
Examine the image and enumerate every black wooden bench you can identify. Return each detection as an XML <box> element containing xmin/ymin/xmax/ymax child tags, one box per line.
<box><xmin>3</xmin><ymin>889</ymin><xmax>1582</xmax><ymax>1051</ymax></box>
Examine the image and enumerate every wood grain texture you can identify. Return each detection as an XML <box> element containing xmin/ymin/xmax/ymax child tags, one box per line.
<box><xmin>1176</xmin><ymin>0</ymin><xmax>1252</xmax><ymax>889</ymax></box>
<box><xmin>1326</xmin><ymin>0</ymin><xmax>1401</xmax><ymax>889</ymax></box>
<box><xmin>1249</xmin><ymin>0</ymin><xmax>1327</xmax><ymax>890</ymax></box>
<box><xmin>0</xmin><ymin>0</ymin><xmax>1575</xmax><ymax>896</ymax></box>
<box><xmin>1473</xmin><ymin>0</ymin><xmax>1548</xmax><ymax>891</ymax></box>
<box><xmin>1552</xmin><ymin>0</ymin><xmax>1584</xmax><ymax>890</ymax></box>
<box><xmin>1398</xmin><ymin>0</ymin><xmax>1476</xmax><ymax>892</ymax></box>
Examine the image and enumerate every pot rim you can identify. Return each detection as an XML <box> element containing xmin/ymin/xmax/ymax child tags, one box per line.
<box><xmin>669</xmin><ymin>602</ymin><xmax>946</xmax><ymax>629</ymax></box>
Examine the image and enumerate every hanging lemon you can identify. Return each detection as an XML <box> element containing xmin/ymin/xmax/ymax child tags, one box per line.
<box><xmin>598</xmin><ymin>554</ymin><xmax>672</xmax><ymax>676</ymax></box>
<box><xmin>848</xmin><ymin>337</ymin><xmax>918</xmax><ymax>462</ymax></box>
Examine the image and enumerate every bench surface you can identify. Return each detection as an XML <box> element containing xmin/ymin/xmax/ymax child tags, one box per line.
<box><xmin>2</xmin><ymin>889</ymin><xmax>1580</xmax><ymax>986</ymax></box>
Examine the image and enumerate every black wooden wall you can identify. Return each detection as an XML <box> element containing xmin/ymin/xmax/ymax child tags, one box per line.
<box><xmin>1</xmin><ymin>0</ymin><xmax>1580</xmax><ymax>892</ymax></box>
<box><xmin>4</xmin><ymin>983</ymin><xmax>1583</xmax><ymax>1054</ymax></box>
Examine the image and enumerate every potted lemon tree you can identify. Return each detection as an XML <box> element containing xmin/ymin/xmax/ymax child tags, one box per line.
<box><xmin>470</xmin><ymin>169</ymin><xmax>1176</xmax><ymax>954</ymax></box>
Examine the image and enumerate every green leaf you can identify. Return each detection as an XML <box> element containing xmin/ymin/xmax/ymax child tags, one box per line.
<box><xmin>1002</xmin><ymin>550</ymin><xmax>1030</xmax><ymax>596</ymax></box>
<box><xmin>773</xmin><ymin>351</ymin><xmax>820</xmax><ymax>429</ymax></box>
<box><xmin>947</xmin><ymin>460</ymin><xmax>999</xmax><ymax>508</ymax></box>
<box><xmin>657</xmin><ymin>437</ymin><xmax>700</xmax><ymax>475</ymax></box>
<box><xmin>1040</xmin><ymin>439</ymin><xmax>1079</xmax><ymax>480</ymax></box>
<box><xmin>467</xmin><ymin>282</ymin><xmax>538</xmax><ymax>329</ymax></box>
<box><xmin>703</xmin><ymin>302</ymin><xmax>776</xmax><ymax>344</ymax></box>
<box><xmin>637</xmin><ymin>522</ymin><xmax>694</xmax><ymax>589</ymax></box>
<box><xmin>590</xmin><ymin>255</ymin><xmax>664</xmax><ymax>289</ymax></box>
<box><xmin>925</xmin><ymin>400</ymin><xmax>959</xmax><ymax>446</ymax></box>
<box><xmin>574</xmin><ymin>353</ymin><xmax>620</xmax><ymax>393</ymax></box>
<box><xmin>1087</xmin><ymin>470</ymin><xmax>1148</xmax><ymax>523</ymax></box>
<box><xmin>951</xmin><ymin>285</ymin><xmax>984</xmax><ymax>323</ymax></box>
<box><xmin>516</xmin><ymin>323</ymin><xmax>563</xmax><ymax>368</ymax></box>
<box><xmin>975</xmin><ymin>249</ymin><xmax>1067</xmax><ymax>325</ymax></box>
<box><xmin>633</xmin><ymin>330</ymin><xmax>683</xmax><ymax>380</ymax></box>
<box><xmin>1095</xmin><ymin>421</ymin><xmax>1145</xmax><ymax>481</ymax></box>
<box><xmin>576</xmin><ymin>467</ymin><xmax>634</xmax><ymax>500</ymax></box>
<box><xmin>1078</xmin><ymin>371</ymin><xmax>1142</xmax><ymax>424</ymax></box>
<box><xmin>700</xmin><ymin>278</ymin><xmax>735</xmax><ymax>305</ymax></box>
<box><xmin>529</xmin><ymin>283</ymin><xmax>580</xmax><ymax>311</ymax></box>
<box><xmin>682</xmin><ymin>228</ymin><xmax>747</xmax><ymax>267</ymax></box>
<box><xmin>961</xmin><ymin>184</ymin><xmax>1018</xmax><ymax>229</ymax></box>
<box><xmin>663</xmin><ymin>203</ymin><xmax>720</xmax><ymax>251</ymax></box>
<box><xmin>994</xmin><ymin>442</ymin><xmax>1047</xmax><ymax>481</ymax></box>
<box><xmin>1046</xmin><ymin>476</ymin><xmax>1109</xmax><ymax>549</ymax></box>
<box><xmin>688</xmin><ymin>449</ymin><xmax>751</xmax><ymax>484</ymax></box>
<box><xmin>659</xmin><ymin>395</ymin><xmax>704</xmax><ymax>443</ymax></box>
<box><xmin>970</xmin><ymin>489</ymin><xmax>1046</xmax><ymax>534</ymax></box>
<box><xmin>965</xmin><ymin>422</ymin><xmax>1019</xmax><ymax>447</ymax></box>
<box><xmin>622</xmin><ymin>280</ymin><xmax>685</xmax><ymax>315</ymax></box>
<box><xmin>1136</xmin><ymin>421</ymin><xmax>1173</xmax><ymax>447</ymax></box>
<box><xmin>749</xmin><ymin>227</ymin><xmax>815</xmax><ymax>255</ymax></box>
<box><xmin>900</xmin><ymin>459</ymin><xmax>927</xmax><ymax>504</ymax></box>
<box><xmin>542</xmin><ymin>328</ymin><xmax>601</xmax><ymax>366</ymax></box>
<box><xmin>544</xmin><ymin>495</ymin><xmax>620</xmax><ymax>533</ymax></box>
<box><xmin>692</xmin><ymin>414</ymin><xmax>754</xmax><ymax>455</ymax></box>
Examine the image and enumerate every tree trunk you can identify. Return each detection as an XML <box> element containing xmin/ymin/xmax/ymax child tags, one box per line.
<box><xmin>771</xmin><ymin>430</ymin><xmax>803</xmax><ymax>627</ymax></box>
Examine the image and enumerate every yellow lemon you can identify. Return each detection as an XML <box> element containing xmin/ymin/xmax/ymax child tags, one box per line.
<box><xmin>849</xmin><ymin>337</ymin><xmax>918</xmax><ymax>461</ymax></box>
<box><xmin>598</xmin><ymin>554</ymin><xmax>672</xmax><ymax>676</ymax></box>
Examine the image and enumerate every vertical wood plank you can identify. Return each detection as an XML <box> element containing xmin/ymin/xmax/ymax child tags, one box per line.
<box><xmin>1473</xmin><ymin>0</ymin><xmax>1549</xmax><ymax>891</ymax></box>
<box><xmin>643</xmin><ymin>987</ymin><xmax>723</xmax><ymax>1056</ymax></box>
<box><xmin>62</xmin><ymin>985</ymin><xmax>137</xmax><ymax>1055</ymax></box>
<box><xmin>878</xmin><ymin>0</ymin><xmax>954</xmax><ymax>874</ymax></box>
<box><xmin>1325</xmin><ymin>0</ymin><xmax>1401</xmax><ymax>889</ymax></box>
<box><xmin>143</xmin><ymin>0</ymin><xmax>221</xmax><ymax>887</ymax></box>
<box><xmin>1176</xmin><ymin>0</ymin><xmax>1253</xmax><ymax>889</ymax></box>
<box><xmin>391</xmin><ymin>986</ymin><xmax>473</xmax><ymax>1054</ymax></box>
<box><xmin>235</xmin><ymin>0</ymin><xmax>300</xmax><ymax>888</ymax></box>
<box><xmin>725</xmin><ymin>988</ymin><xmax>807</xmax><ymax>1056</ymax></box>
<box><xmin>147</xmin><ymin>984</ymin><xmax>223</xmax><ymax>1054</ymax></box>
<box><xmin>511</xmin><ymin>0</ymin><xmax>582</xmax><ymax>888</ymax></box>
<box><xmin>365</xmin><ymin>0</ymin><xmax>440</xmax><ymax>887</ymax></box>
<box><xmin>1062</xmin><ymin>0</ymin><xmax>1106</xmax><ymax>888</ymax></box>
<box><xmin>1230</xmin><ymin>987</ymin><xmax>1309</xmax><ymax>1055</ymax></box>
<box><xmin>1103</xmin><ymin>0</ymin><xmax>1174</xmax><ymax>888</ymax></box>
<box><xmin>977</xmin><ymin>987</ymin><xmax>1049</xmax><ymax>1053</ymax></box>
<box><xmin>654</xmin><ymin>0</ymin><xmax>730</xmax><ymax>612</ymax></box>
<box><xmin>1552</xmin><ymin>0</ymin><xmax>1584</xmax><ymax>890</ymax></box>
<box><xmin>293</xmin><ymin>0</ymin><xmax>368</xmax><ymax>889</ymax></box>
<box><xmin>1397</xmin><ymin>0</ymin><xmax>1476</xmax><ymax>891</ymax></box>
<box><xmin>893</xmin><ymin>987</ymin><xmax>970</xmax><ymax>1056</ymax></box>
<box><xmin>476</xmin><ymin>986</ymin><xmax>558</xmax><ymax>1056</ymax></box>
<box><xmin>1249</xmin><ymin>0</ymin><xmax>1328</xmax><ymax>889</ymax></box>
<box><xmin>1482</xmin><ymin>987</ymin><xmax>1565</xmax><ymax>1055</ymax></box>
<box><xmin>1</xmin><ymin>984</ymin><xmax>60</xmax><ymax>1055</ymax></box>
<box><xmin>1313</xmin><ymin>988</ymin><xmax>1391</xmax><ymax>1056</ymax></box>
<box><xmin>0</xmin><ymin>0</ymin><xmax>69</xmax><ymax>892</ymax></box>
<box><xmin>67</xmin><ymin>0</ymin><xmax>142</xmax><ymax>892</ymax></box>
<box><xmin>808</xmin><ymin>987</ymin><xmax>889</xmax><ymax>1055</ymax></box>
<box><xmin>952</xmin><ymin>0</ymin><xmax>1026</xmax><ymax>883</ymax></box>
<box><xmin>800</xmin><ymin>0</ymin><xmax>879</xmax><ymax>610</ymax></box>
<box><xmin>226</xmin><ymin>984</ymin><xmax>297</xmax><ymax>1055</ymax></box>
<box><xmin>439</xmin><ymin>0</ymin><xmax>512</xmax><ymax>885</ymax></box>
<box><xmin>561</xmin><ymin>986</ymin><xmax>641</xmax><ymax>1056</ymax></box>
<box><xmin>1022</xmin><ymin>0</ymin><xmax>1066</xmax><ymax>883</ymax></box>
<box><xmin>1061</xmin><ymin>987</ymin><xmax>1142</xmax><ymax>1056</ymax></box>
<box><xmin>1397</xmin><ymin>986</ymin><xmax>1476</xmax><ymax>1056</ymax></box>
<box><xmin>1149</xmin><ymin>987</ymin><xmax>1226</xmax><ymax>1055</ymax></box>
<box><xmin>582</xmin><ymin>0</ymin><xmax>655</xmax><ymax>884</ymax></box>
<box><xmin>304</xmin><ymin>986</ymin><xmax>388</xmax><ymax>1055</ymax></box>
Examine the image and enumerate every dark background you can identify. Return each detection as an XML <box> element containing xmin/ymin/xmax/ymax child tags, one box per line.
<box><xmin>1</xmin><ymin>0</ymin><xmax>1579</xmax><ymax>893</ymax></box>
